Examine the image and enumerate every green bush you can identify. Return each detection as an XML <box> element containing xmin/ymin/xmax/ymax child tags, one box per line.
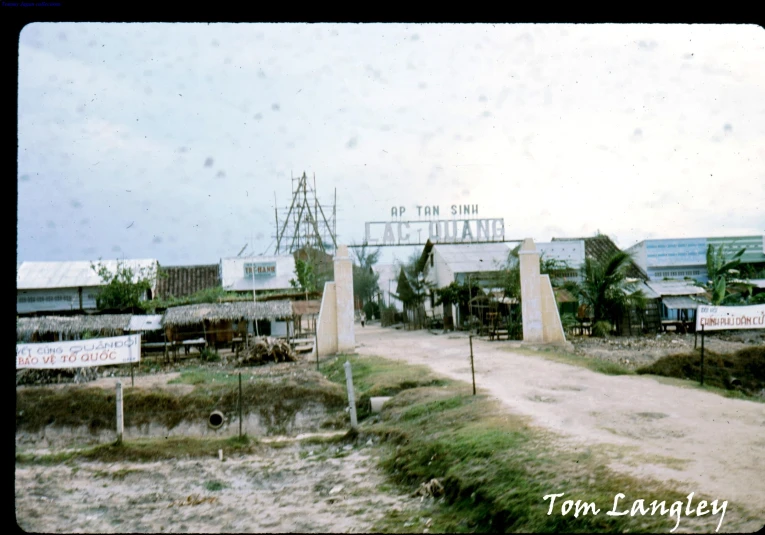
<box><xmin>199</xmin><ymin>347</ymin><xmax>220</xmax><ymax>362</ymax></box>
<box><xmin>592</xmin><ymin>320</ymin><xmax>612</xmax><ymax>338</ymax></box>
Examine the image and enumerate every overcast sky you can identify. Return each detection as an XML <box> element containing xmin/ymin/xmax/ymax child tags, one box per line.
<box><xmin>17</xmin><ymin>23</ymin><xmax>765</xmax><ymax>266</ymax></box>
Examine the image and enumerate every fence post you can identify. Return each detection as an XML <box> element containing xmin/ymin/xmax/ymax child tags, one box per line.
<box><xmin>238</xmin><ymin>372</ymin><xmax>243</xmax><ymax>439</ymax></box>
<box><xmin>343</xmin><ymin>360</ymin><xmax>358</xmax><ymax>429</ymax></box>
<box><xmin>315</xmin><ymin>331</ymin><xmax>319</xmax><ymax>371</ymax></box>
<box><xmin>700</xmin><ymin>324</ymin><xmax>705</xmax><ymax>386</ymax></box>
<box><xmin>469</xmin><ymin>335</ymin><xmax>476</xmax><ymax>396</ymax></box>
<box><xmin>116</xmin><ymin>381</ymin><xmax>124</xmax><ymax>445</ymax></box>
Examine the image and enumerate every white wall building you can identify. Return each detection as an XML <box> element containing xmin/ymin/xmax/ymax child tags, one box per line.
<box><xmin>17</xmin><ymin>259</ymin><xmax>159</xmax><ymax>315</ymax></box>
<box><xmin>219</xmin><ymin>255</ymin><xmax>296</xmax><ymax>293</ymax></box>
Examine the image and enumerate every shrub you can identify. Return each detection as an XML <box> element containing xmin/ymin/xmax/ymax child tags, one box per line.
<box><xmin>199</xmin><ymin>347</ymin><xmax>220</xmax><ymax>362</ymax></box>
<box><xmin>592</xmin><ymin>320</ymin><xmax>612</xmax><ymax>338</ymax></box>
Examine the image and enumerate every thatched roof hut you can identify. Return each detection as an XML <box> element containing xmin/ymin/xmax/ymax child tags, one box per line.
<box><xmin>17</xmin><ymin>314</ymin><xmax>133</xmax><ymax>337</ymax></box>
<box><xmin>162</xmin><ymin>301</ymin><xmax>293</xmax><ymax>327</ymax></box>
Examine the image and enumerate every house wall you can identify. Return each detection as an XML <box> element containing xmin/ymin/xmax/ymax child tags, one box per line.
<box><xmin>17</xmin><ymin>286</ymin><xmax>102</xmax><ymax>314</ymax></box>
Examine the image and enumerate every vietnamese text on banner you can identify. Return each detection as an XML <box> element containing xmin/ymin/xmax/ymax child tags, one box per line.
<box><xmin>16</xmin><ymin>334</ymin><xmax>142</xmax><ymax>369</ymax></box>
<box><xmin>696</xmin><ymin>304</ymin><xmax>765</xmax><ymax>331</ymax></box>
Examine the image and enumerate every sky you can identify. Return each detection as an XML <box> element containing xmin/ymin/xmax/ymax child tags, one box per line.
<box><xmin>16</xmin><ymin>23</ymin><xmax>765</xmax><ymax>267</ymax></box>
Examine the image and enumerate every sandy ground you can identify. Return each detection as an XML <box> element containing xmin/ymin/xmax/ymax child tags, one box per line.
<box><xmin>16</xmin><ymin>438</ymin><xmax>429</xmax><ymax>533</ymax></box>
<box><xmin>355</xmin><ymin>325</ymin><xmax>765</xmax><ymax>531</ymax></box>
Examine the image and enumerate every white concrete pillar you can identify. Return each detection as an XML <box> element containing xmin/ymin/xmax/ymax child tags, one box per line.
<box><xmin>519</xmin><ymin>238</ymin><xmax>544</xmax><ymax>343</ymax></box>
<box><xmin>334</xmin><ymin>245</ymin><xmax>356</xmax><ymax>353</ymax></box>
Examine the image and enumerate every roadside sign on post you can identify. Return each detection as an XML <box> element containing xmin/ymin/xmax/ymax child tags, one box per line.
<box><xmin>696</xmin><ymin>304</ymin><xmax>765</xmax><ymax>331</ymax></box>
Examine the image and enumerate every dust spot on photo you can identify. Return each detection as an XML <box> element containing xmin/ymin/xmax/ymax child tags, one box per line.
<box><xmin>111</xmin><ymin>245</ymin><xmax>121</xmax><ymax>253</ymax></box>
<box><xmin>631</xmin><ymin>128</ymin><xmax>643</xmax><ymax>141</ymax></box>
<box><xmin>216</xmin><ymin>170</ymin><xmax>226</xmax><ymax>178</ymax></box>
<box><xmin>20</xmin><ymin>174</ymin><xmax>30</xmax><ymax>182</ymax></box>
<box><xmin>479</xmin><ymin>94</ymin><xmax>487</xmax><ymax>102</ymax></box>
<box><xmin>80</xmin><ymin>219</ymin><xmax>89</xmax><ymax>226</ymax></box>
<box><xmin>46</xmin><ymin>221</ymin><xmax>56</xmax><ymax>229</ymax></box>
<box><xmin>723</xmin><ymin>123</ymin><xmax>732</xmax><ymax>133</ymax></box>
<box><xmin>256</xmin><ymin>232</ymin><xmax>264</xmax><ymax>240</ymax></box>
<box><xmin>254</xmin><ymin>113</ymin><xmax>263</xmax><ymax>120</ymax></box>
<box><xmin>152</xmin><ymin>236</ymin><xmax>162</xmax><ymax>244</ymax></box>
<box><xmin>410</xmin><ymin>34</ymin><xmax>420</xmax><ymax>41</ymax></box>
<box><xmin>70</xmin><ymin>200</ymin><xmax>82</xmax><ymax>209</ymax></box>
<box><xmin>271</xmin><ymin>103</ymin><xmax>280</xmax><ymax>111</ymax></box>
<box><xmin>204</xmin><ymin>157</ymin><xmax>214</xmax><ymax>167</ymax></box>
<box><xmin>346</xmin><ymin>137</ymin><xmax>358</xmax><ymax>149</ymax></box>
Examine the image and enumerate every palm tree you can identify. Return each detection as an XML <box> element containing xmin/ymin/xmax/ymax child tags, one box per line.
<box><xmin>705</xmin><ymin>244</ymin><xmax>746</xmax><ymax>305</ymax></box>
<box><xmin>576</xmin><ymin>251</ymin><xmax>645</xmax><ymax>334</ymax></box>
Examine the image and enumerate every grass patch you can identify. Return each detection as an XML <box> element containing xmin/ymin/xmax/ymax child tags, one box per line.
<box><xmin>322</xmin><ymin>354</ymin><xmax>451</xmax><ymax>420</ymax></box>
<box><xmin>16</xmin><ymin>435</ymin><xmax>260</xmax><ymax>464</ymax></box>
<box><xmin>509</xmin><ymin>347</ymin><xmax>633</xmax><ymax>376</ymax></box>
<box><xmin>637</xmin><ymin>346</ymin><xmax>765</xmax><ymax>399</ymax></box>
<box><xmin>326</xmin><ymin>357</ymin><xmax>722</xmax><ymax>533</ymax></box>
<box><xmin>204</xmin><ymin>480</ymin><xmax>226</xmax><ymax>492</ymax></box>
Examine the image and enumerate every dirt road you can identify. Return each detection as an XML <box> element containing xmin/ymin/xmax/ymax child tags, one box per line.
<box><xmin>355</xmin><ymin>325</ymin><xmax>765</xmax><ymax>525</ymax></box>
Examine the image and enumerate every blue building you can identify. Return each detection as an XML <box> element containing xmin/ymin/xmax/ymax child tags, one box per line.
<box><xmin>626</xmin><ymin>235</ymin><xmax>765</xmax><ymax>283</ymax></box>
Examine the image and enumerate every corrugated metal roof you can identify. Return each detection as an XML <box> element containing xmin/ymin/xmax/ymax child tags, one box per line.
<box><xmin>156</xmin><ymin>264</ymin><xmax>220</xmax><ymax>299</ymax></box>
<box><xmin>646</xmin><ymin>280</ymin><xmax>706</xmax><ymax>296</ymax></box>
<box><xmin>553</xmin><ymin>235</ymin><xmax>649</xmax><ymax>281</ymax></box>
<box><xmin>433</xmin><ymin>243</ymin><xmax>512</xmax><ymax>274</ymax></box>
<box><xmin>220</xmin><ymin>256</ymin><xmax>296</xmax><ymax>292</ymax></box>
<box><xmin>632</xmin><ymin>281</ymin><xmax>660</xmax><ymax>299</ymax></box>
<box><xmin>662</xmin><ymin>296</ymin><xmax>706</xmax><ymax>309</ymax></box>
<box><xmin>17</xmin><ymin>259</ymin><xmax>158</xmax><ymax>290</ymax></box>
<box><xmin>128</xmin><ymin>314</ymin><xmax>164</xmax><ymax>331</ymax></box>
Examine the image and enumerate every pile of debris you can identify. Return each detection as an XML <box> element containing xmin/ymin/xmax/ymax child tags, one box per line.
<box><xmin>16</xmin><ymin>367</ymin><xmax>100</xmax><ymax>386</ymax></box>
<box><xmin>236</xmin><ymin>337</ymin><xmax>297</xmax><ymax>366</ymax></box>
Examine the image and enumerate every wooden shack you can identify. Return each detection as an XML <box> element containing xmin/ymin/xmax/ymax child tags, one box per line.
<box><xmin>161</xmin><ymin>301</ymin><xmax>294</xmax><ymax>351</ymax></box>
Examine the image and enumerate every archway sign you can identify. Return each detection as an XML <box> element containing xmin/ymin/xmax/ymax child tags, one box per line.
<box><xmin>355</xmin><ymin>201</ymin><xmax>570</xmax><ymax>348</ymax></box>
<box><xmin>360</xmin><ymin>204</ymin><xmax>511</xmax><ymax>247</ymax></box>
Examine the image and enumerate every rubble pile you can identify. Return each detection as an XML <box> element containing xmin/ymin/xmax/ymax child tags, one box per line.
<box><xmin>236</xmin><ymin>337</ymin><xmax>297</xmax><ymax>366</ymax></box>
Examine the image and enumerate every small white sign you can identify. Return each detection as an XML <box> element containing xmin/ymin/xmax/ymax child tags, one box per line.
<box><xmin>16</xmin><ymin>334</ymin><xmax>141</xmax><ymax>369</ymax></box>
<box><xmin>696</xmin><ymin>304</ymin><xmax>765</xmax><ymax>331</ymax></box>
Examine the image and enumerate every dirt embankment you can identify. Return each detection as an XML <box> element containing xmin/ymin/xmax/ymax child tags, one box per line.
<box><xmin>569</xmin><ymin>329</ymin><xmax>765</xmax><ymax>368</ymax></box>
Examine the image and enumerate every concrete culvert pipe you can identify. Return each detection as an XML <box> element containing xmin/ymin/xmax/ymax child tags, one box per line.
<box><xmin>727</xmin><ymin>377</ymin><xmax>742</xmax><ymax>389</ymax></box>
<box><xmin>208</xmin><ymin>410</ymin><xmax>225</xmax><ymax>430</ymax></box>
<box><xmin>370</xmin><ymin>397</ymin><xmax>392</xmax><ymax>414</ymax></box>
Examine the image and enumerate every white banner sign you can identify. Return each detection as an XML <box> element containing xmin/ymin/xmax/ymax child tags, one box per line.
<box><xmin>696</xmin><ymin>304</ymin><xmax>765</xmax><ymax>331</ymax></box>
<box><xmin>16</xmin><ymin>334</ymin><xmax>141</xmax><ymax>370</ymax></box>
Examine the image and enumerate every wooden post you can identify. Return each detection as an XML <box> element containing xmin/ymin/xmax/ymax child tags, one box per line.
<box><xmin>130</xmin><ymin>363</ymin><xmax>134</xmax><ymax>388</ymax></box>
<box><xmin>700</xmin><ymin>324</ymin><xmax>705</xmax><ymax>386</ymax></box>
<box><xmin>238</xmin><ymin>372</ymin><xmax>243</xmax><ymax>439</ymax></box>
<box><xmin>469</xmin><ymin>335</ymin><xmax>476</xmax><ymax>396</ymax></box>
<box><xmin>343</xmin><ymin>361</ymin><xmax>358</xmax><ymax>429</ymax></box>
<box><xmin>116</xmin><ymin>381</ymin><xmax>124</xmax><ymax>445</ymax></box>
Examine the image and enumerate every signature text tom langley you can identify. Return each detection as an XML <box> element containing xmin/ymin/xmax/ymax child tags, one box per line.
<box><xmin>543</xmin><ymin>492</ymin><xmax>727</xmax><ymax>533</ymax></box>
